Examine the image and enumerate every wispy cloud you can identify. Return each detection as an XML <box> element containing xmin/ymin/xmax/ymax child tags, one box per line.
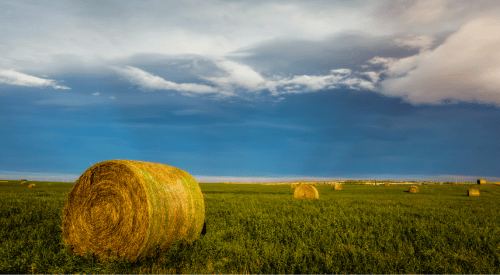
<box><xmin>0</xmin><ymin>69</ymin><xmax>70</xmax><ymax>89</ymax></box>
<box><xmin>114</xmin><ymin>58</ymin><xmax>378</xmax><ymax>99</ymax></box>
<box><xmin>112</xmin><ymin>66</ymin><xmax>219</xmax><ymax>96</ymax></box>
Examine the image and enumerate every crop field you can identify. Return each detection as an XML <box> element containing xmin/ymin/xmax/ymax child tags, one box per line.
<box><xmin>1</xmin><ymin>180</ymin><xmax>500</xmax><ymax>273</ymax></box>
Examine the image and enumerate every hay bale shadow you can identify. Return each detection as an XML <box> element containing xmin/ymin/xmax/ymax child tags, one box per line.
<box><xmin>201</xmin><ymin>221</ymin><xmax>207</xmax><ymax>235</ymax></box>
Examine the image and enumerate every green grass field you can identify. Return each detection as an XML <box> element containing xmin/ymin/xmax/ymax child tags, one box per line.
<box><xmin>1</xmin><ymin>180</ymin><xmax>500</xmax><ymax>274</ymax></box>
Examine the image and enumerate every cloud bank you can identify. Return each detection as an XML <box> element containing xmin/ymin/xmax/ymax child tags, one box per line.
<box><xmin>377</xmin><ymin>17</ymin><xmax>500</xmax><ymax>105</ymax></box>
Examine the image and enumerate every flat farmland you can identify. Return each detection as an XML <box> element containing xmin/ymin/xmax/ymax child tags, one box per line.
<box><xmin>1</xmin><ymin>181</ymin><xmax>500</xmax><ymax>274</ymax></box>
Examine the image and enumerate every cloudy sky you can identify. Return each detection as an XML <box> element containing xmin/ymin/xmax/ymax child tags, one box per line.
<box><xmin>1</xmin><ymin>0</ymin><xmax>500</xmax><ymax>182</ymax></box>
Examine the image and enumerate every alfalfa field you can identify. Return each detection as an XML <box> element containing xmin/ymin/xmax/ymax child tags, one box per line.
<box><xmin>1</xmin><ymin>180</ymin><xmax>500</xmax><ymax>274</ymax></box>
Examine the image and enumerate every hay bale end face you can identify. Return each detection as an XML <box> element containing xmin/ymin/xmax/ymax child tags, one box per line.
<box><xmin>409</xmin><ymin>186</ymin><xmax>419</xmax><ymax>193</ymax></box>
<box><xmin>468</xmin><ymin>189</ymin><xmax>480</xmax><ymax>197</ymax></box>
<box><xmin>294</xmin><ymin>184</ymin><xmax>319</xmax><ymax>199</ymax></box>
<box><xmin>62</xmin><ymin>160</ymin><xmax>205</xmax><ymax>262</ymax></box>
<box><xmin>28</xmin><ymin>184</ymin><xmax>36</xmax><ymax>188</ymax></box>
<box><xmin>334</xmin><ymin>184</ymin><xmax>342</xmax><ymax>191</ymax></box>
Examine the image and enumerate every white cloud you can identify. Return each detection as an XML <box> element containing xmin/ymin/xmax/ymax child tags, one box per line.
<box><xmin>379</xmin><ymin>17</ymin><xmax>500</xmax><ymax>105</ymax></box>
<box><xmin>0</xmin><ymin>69</ymin><xmax>70</xmax><ymax>89</ymax></box>
<box><xmin>363</xmin><ymin>71</ymin><xmax>380</xmax><ymax>83</ymax></box>
<box><xmin>330</xmin><ymin>68</ymin><xmax>352</xmax><ymax>75</ymax></box>
<box><xmin>370</xmin><ymin>54</ymin><xmax>425</xmax><ymax>78</ymax></box>
<box><xmin>367</xmin><ymin>56</ymin><xmax>396</xmax><ymax>65</ymax></box>
<box><xmin>112</xmin><ymin>66</ymin><xmax>218</xmax><ymax>95</ymax></box>
<box><xmin>201</xmin><ymin>59</ymin><xmax>266</xmax><ymax>91</ymax></box>
<box><xmin>114</xmin><ymin>59</ymin><xmax>379</xmax><ymax>99</ymax></box>
<box><xmin>394</xmin><ymin>34</ymin><xmax>435</xmax><ymax>51</ymax></box>
<box><xmin>92</xmin><ymin>92</ymin><xmax>99</xmax><ymax>96</ymax></box>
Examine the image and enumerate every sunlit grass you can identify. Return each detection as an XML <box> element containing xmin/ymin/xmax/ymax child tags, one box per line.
<box><xmin>1</xmin><ymin>180</ymin><xmax>499</xmax><ymax>273</ymax></box>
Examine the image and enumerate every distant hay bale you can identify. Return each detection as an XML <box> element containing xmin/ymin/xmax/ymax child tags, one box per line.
<box><xmin>0</xmin><ymin>180</ymin><xmax>8</xmax><ymax>183</ymax></box>
<box><xmin>468</xmin><ymin>189</ymin><xmax>480</xmax><ymax>197</ymax></box>
<box><xmin>409</xmin><ymin>186</ymin><xmax>419</xmax><ymax>193</ymax></box>
<box><xmin>62</xmin><ymin>160</ymin><xmax>205</xmax><ymax>263</ymax></box>
<box><xmin>294</xmin><ymin>184</ymin><xmax>319</xmax><ymax>199</ymax></box>
<box><xmin>20</xmin><ymin>180</ymin><xmax>27</xmax><ymax>185</ymax></box>
<box><xmin>384</xmin><ymin>182</ymin><xmax>390</xmax><ymax>186</ymax></box>
<box><xmin>477</xmin><ymin>179</ymin><xmax>486</xmax><ymax>184</ymax></box>
<box><xmin>439</xmin><ymin>182</ymin><xmax>444</xmax><ymax>185</ymax></box>
<box><xmin>334</xmin><ymin>184</ymin><xmax>342</xmax><ymax>191</ymax></box>
<box><xmin>28</xmin><ymin>184</ymin><xmax>36</xmax><ymax>188</ymax></box>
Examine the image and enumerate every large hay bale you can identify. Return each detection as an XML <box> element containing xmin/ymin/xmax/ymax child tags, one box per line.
<box><xmin>62</xmin><ymin>160</ymin><xmax>205</xmax><ymax>262</ymax></box>
<box><xmin>294</xmin><ymin>184</ymin><xmax>319</xmax><ymax>199</ymax></box>
<box><xmin>468</xmin><ymin>189</ymin><xmax>480</xmax><ymax>197</ymax></box>
<box><xmin>334</xmin><ymin>184</ymin><xmax>342</xmax><ymax>191</ymax></box>
<box><xmin>384</xmin><ymin>182</ymin><xmax>390</xmax><ymax>186</ymax></box>
<box><xmin>477</xmin><ymin>179</ymin><xmax>486</xmax><ymax>184</ymax></box>
<box><xmin>409</xmin><ymin>186</ymin><xmax>419</xmax><ymax>193</ymax></box>
<box><xmin>28</xmin><ymin>184</ymin><xmax>36</xmax><ymax>188</ymax></box>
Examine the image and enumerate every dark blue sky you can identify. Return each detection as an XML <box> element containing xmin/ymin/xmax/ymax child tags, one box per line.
<box><xmin>1</xmin><ymin>1</ymin><xmax>499</xmax><ymax>182</ymax></box>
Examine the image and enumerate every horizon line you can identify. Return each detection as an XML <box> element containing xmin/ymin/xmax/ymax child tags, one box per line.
<box><xmin>1</xmin><ymin>171</ymin><xmax>499</xmax><ymax>183</ymax></box>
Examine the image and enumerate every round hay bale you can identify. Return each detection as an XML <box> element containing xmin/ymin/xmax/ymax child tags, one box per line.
<box><xmin>62</xmin><ymin>160</ymin><xmax>205</xmax><ymax>262</ymax></box>
<box><xmin>409</xmin><ymin>186</ymin><xmax>419</xmax><ymax>193</ymax></box>
<box><xmin>477</xmin><ymin>179</ymin><xmax>486</xmax><ymax>184</ymax></box>
<box><xmin>438</xmin><ymin>182</ymin><xmax>444</xmax><ymax>185</ymax></box>
<box><xmin>384</xmin><ymin>182</ymin><xmax>390</xmax><ymax>186</ymax></box>
<box><xmin>20</xmin><ymin>180</ymin><xmax>27</xmax><ymax>185</ymax></box>
<box><xmin>28</xmin><ymin>184</ymin><xmax>36</xmax><ymax>188</ymax></box>
<box><xmin>334</xmin><ymin>184</ymin><xmax>342</xmax><ymax>191</ymax></box>
<box><xmin>468</xmin><ymin>189</ymin><xmax>480</xmax><ymax>197</ymax></box>
<box><xmin>294</xmin><ymin>184</ymin><xmax>319</xmax><ymax>199</ymax></box>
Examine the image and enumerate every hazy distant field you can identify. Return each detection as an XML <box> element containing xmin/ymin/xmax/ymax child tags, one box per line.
<box><xmin>1</xmin><ymin>180</ymin><xmax>500</xmax><ymax>274</ymax></box>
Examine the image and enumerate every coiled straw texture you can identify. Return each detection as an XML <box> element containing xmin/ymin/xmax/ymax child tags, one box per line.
<box><xmin>62</xmin><ymin>160</ymin><xmax>205</xmax><ymax>262</ymax></box>
<box><xmin>409</xmin><ymin>186</ymin><xmax>419</xmax><ymax>193</ymax></box>
<box><xmin>294</xmin><ymin>184</ymin><xmax>319</xmax><ymax>199</ymax></box>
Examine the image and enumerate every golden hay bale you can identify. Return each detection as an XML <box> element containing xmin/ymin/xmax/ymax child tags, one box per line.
<box><xmin>28</xmin><ymin>184</ymin><xmax>36</xmax><ymax>188</ymax></box>
<box><xmin>334</xmin><ymin>184</ymin><xmax>342</xmax><ymax>191</ymax></box>
<box><xmin>0</xmin><ymin>180</ymin><xmax>8</xmax><ymax>183</ymax></box>
<box><xmin>439</xmin><ymin>182</ymin><xmax>444</xmax><ymax>185</ymax></box>
<box><xmin>20</xmin><ymin>180</ymin><xmax>27</xmax><ymax>185</ymax></box>
<box><xmin>294</xmin><ymin>184</ymin><xmax>319</xmax><ymax>199</ymax></box>
<box><xmin>409</xmin><ymin>186</ymin><xmax>419</xmax><ymax>193</ymax></box>
<box><xmin>477</xmin><ymin>179</ymin><xmax>486</xmax><ymax>184</ymax></box>
<box><xmin>62</xmin><ymin>160</ymin><xmax>205</xmax><ymax>262</ymax></box>
<box><xmin>384</xmin><ymin>182</ymin><xmax>390</xmax><ymax>186</ymax></box>
<box><xmin>468</xmin><ymin>189</ymin><xmax>480</xmax><ymax>197</ymax></box>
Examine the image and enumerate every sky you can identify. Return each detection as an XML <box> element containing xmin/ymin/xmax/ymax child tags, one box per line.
<box><xmin>1</xmin><ymin>0</ymin><xmax>500</xmax><ymax>183</ymax></box>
